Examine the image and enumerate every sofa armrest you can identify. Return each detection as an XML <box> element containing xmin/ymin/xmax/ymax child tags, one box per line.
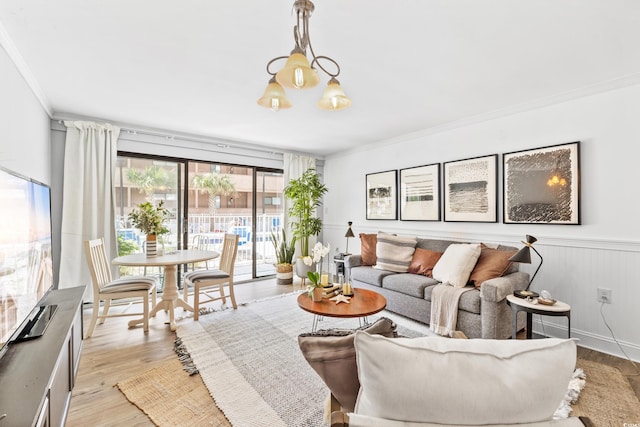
<box><xmin>345</xmin><ymin>255</ymin><xmax>362</xmax><ymax>269</ymax></box>
<box><xmin>480</xmin><ymin>271</ymin><xmax>530</xmax><ymax>303</ymax></box>
<box><xmin>331</xmin><ymin>411</ymin><xmax>349</xmax><ymax>427</ymax></box>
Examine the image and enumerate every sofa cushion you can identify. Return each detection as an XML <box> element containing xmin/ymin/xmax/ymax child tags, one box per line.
<box><xmin>359</xmin><ymin>233</ymin><xmax>378</xmax><ymax>266</ymax></box>
<box><xmin>407</xmin><ymin>248</ymin><xmax>443</xmax><ymax>277</ymax></box>
<box><xmin>297</xmin><ymin>317</ymin><xmax>397</xmax><ymax>413</ymax></box>
<box><xmin>424</xmin><ymin>284</ymin><xmax>481</xmax><ymax>314</ymax></box>
<box><xmin>354</xmin><ymin>333</ymin><xmax>577</xmax><ymax>425</ymax></box>
<box><xmin>374</xmin><ymin>232</ymin><xmax>417</xmax><ymax>273</ymax></box>
<box><xmin>416</xmin><ymin>238</ymin><xmax>459</xmax><ymax>252</ymax></box>
<box><xmin>383</xmin><ymin>273</ymin><xmax>439</xmax><ymax>298</ymax></box>
<box><xmin>350</xmin><ymin>266</ymin><xmax>394</xmax><ymax>287</ymax></box>
<box><xmin>432</xmin><ymin>243</ymin><xmax>481</xmax><ymax>287</ymax></box>
<box><xmin>469</xmin><ymin>244</ymin><xmax>517</xmax><ymax>287</ymax></box>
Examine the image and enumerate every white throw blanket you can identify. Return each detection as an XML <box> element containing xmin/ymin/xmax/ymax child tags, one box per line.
<box><xmin>429</xmin><ymin>283</ymin><xmax>474</xmax><ymax>337</ymax></box>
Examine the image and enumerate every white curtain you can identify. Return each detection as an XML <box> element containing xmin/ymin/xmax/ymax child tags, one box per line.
<box><xmin>58</xmin><ymin>121</ymin><xmax>120</xmax><ymax>300</ymax></box>
<box><xmin>283</xmin><ymin>153</ymin><xmax>316</xmax><ymax>257</ymax></box>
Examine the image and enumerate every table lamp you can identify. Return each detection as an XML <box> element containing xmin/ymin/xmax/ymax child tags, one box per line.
<box><xmin>509</xmin><ymin>235</ymin><xmax>543</xmax><ymax>299</ymax></box>
<box><xmin>344</xmin><ymin>221</ymin><xmax>355</xmax><ymax>255</ymax></box>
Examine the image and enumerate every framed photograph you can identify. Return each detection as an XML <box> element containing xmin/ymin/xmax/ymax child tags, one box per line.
<box><xmin>399</xmin><ymin>163</ymin><xmax>441</xmax><ymax>221</ymax></box>
<box><xmin>503</xmin><ymin>141</ymin><xmax>580</xmax><ymax>224</ymax></box>
<box><xmin>366</xmin><ymin>170</ymin><xmax>398</xmax><ymax>220</ymax></box>
<box><xmin>443</xmin><ymin>154</ymin><xmax>498</xmax><ymax>222</ymax></box>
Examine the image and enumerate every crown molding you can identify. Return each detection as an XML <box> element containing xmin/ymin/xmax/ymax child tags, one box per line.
<box><xmin>327</xmin><ymin>73</ymin><xmax>640</xmax><ymax>160</ymax></box>
<box><xmin>0</xmin><ymin>20</ymin><xmax>52</xmax><ymax>116</ymax></box>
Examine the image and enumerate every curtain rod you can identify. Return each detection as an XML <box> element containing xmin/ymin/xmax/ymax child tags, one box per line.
<box><xmin>54</xmin><ymin>119</ymin><xmax>287</xmax><ymax>158</ymax></box>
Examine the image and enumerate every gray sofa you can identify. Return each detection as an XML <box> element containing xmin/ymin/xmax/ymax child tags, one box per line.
<box><xmin>345</xmin><ymin>237</ymin><xmax>529</xmax><ymax>339</ymax></box>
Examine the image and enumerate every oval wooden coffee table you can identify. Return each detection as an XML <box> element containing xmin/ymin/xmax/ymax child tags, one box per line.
<box><xmin>297</xmin><ymin>288</ymin><xmax>387</xmax><ymax>332</ymax></box>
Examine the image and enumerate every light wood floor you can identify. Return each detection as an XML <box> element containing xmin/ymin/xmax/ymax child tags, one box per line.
<box><xmin>66</xmin><ymin>279</ymin><xmax>639</xmax><ymax>426</ymax></box>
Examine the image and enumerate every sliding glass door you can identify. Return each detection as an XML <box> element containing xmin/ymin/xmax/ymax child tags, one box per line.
<box><xmin>187</xmin><ymin>163</ymin><xmax>284</xmax><ymax>281</ymax></box>
<box><xmin>115</xmin><ymin>154</ymin><xmax>284</xmax><ymax>283</ymax></box>
<box><xmin>255</xmin><ymin>170</ymin><xmax>285</xmax><ymax>277</ymax></box>
<box><xmin>114</xmin><ymin>156</ymin><xmax>184</xmax><ymax>289</ymax></box>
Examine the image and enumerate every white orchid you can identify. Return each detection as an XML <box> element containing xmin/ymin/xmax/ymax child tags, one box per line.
<box><xmin>303</xmin><ymin>256</ymin><xmax>313</xmax><ymax>266</ymax></box>
<box><xmin>308</xmin><ymin>242</ymin><xmax>331</xmax><ymax>263</ymax></box>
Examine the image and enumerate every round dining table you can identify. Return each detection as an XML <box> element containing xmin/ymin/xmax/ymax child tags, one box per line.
<box><xmin>112</xmin><ymin>249</ymin><xmax>220</xmax><ymax>331</ymax></box>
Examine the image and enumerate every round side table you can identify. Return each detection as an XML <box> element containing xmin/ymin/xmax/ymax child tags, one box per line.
<box><xmin>506</xmin><ymin>294</ymin><xmax>571</xmax><ymax>339</ymax></box>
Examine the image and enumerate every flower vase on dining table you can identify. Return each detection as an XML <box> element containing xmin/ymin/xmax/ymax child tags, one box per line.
<box><xmin>146</xmin><ymin>234</ymin><xmax>157</xmax><ymax>257</ymax></box>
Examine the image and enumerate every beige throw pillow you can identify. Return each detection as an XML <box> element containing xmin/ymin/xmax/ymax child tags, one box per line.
<box><xmin>432</xmin><ymin>243</ymin><xmax>481</xmax><ymax>287</ymax></box>
<box><xmin>353</xmin><ymin>332</ymin><xmax>577</xmax><ymax>425</ymax></box>
<box><xmin>374</xmin><ymin>232</ymin><xmax>417</xmax><ymax>272</ymax></box>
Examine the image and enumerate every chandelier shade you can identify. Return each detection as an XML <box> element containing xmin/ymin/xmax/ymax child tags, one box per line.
<box><xmin>318</xmin><ymin>78</ymin><xmax>351</xmax><ymax>111</ymax></box>
<box><xmin>257</xmin><ymin>0</ymin><xmax>350</xmax><ymax>111</ymax></box>
<box><xmin>257</xmin><ymin>77</ymin><xmax>292</xmax><ymax>111</ymax></box>
<box><xmin>276</xmin><ymin>49</ymin><xmax>320</xmax><ymax>90</ymax></box>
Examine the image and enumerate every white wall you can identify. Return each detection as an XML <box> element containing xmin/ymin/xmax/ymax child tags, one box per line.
<box><xmin>0</xmin><ymin>46</ymin><xmax>50</xmax><ymax>182</ymax></box>
<box><xmin>322</xmin><ymin>84</ymin><xmax>640</xmax><ymax>361</ymax></box>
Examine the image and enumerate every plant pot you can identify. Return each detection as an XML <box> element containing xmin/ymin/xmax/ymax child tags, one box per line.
<box><xmin>275</xmin><ymin>263</ymin><xmax>293</xmax><ymax>285</ymax></box>
<box><xmin>311</xmin><ymin>287</ymin><xmax>323</xmax><ymax>302</ymax></box>
<box><xmin>146</xmin><ymin>234</ymin><xmax>157</xmax><ymax>257</ymax></box>
<box><xmin>295</xmin><ymin>257</ymin><xmax>315</xmax><ymax>279</ymax></box>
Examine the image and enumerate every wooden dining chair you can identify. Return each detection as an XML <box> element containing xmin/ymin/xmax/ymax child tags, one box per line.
<box><xmin>83</xmin><ymin>238</ymin><xmax>158</xmax><ymax>338</ymax></box>
<box><xmin>183</xmin><ymin>233</ymin><xmax>239</xmax><ymax>320</ymax></box>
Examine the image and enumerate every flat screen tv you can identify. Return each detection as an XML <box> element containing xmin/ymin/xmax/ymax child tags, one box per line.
<box><xmin>0</xmin><ymin>166</ymin><xmax>56</xmax><ymax>359</ymax></box>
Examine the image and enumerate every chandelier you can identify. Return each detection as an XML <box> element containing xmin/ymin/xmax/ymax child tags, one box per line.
<box><xmin>257</xmin><ymin>0</ymin><xmax>351</xmax><ymax>112</ymax></box>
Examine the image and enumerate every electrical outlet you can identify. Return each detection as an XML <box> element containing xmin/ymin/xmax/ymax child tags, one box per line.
<box><xmin>597</xmin><ymin>288</ymin><xmax>612</xmax><ymax>304</ymax></box>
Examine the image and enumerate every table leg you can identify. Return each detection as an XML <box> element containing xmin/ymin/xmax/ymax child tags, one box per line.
<box><xmin>526</xmin><ymin>312</ymin><xmax>533</xmax><ymax>339</ymax></box>
<box><xmin>149</xmin><ymin>264</ymin><xmax>195</xmax><ymax>331</ymax></box>
<box><xmin>512</xmin><ymin>306</ymin><xmax>518</xmax><ymax>339</ymax></box>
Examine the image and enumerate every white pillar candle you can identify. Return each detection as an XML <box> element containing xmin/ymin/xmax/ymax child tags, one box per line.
<box><xmin>321</xmin><ymin>273</ymin><xmax>329</xmax><ymax>286</ymax></box>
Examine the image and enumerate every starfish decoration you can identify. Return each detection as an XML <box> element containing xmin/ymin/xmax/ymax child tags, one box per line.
<box><xmin>330</xmin><ymin>294</ymin><xmax>351</xmax><ymax>305</ymax></box>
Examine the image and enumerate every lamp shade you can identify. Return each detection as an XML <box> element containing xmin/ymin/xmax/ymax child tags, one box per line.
<box><xmin>508</xmin><ymin>246</ymin><xmax>531</xmax><ymax>264</ymax></box>
<box><xmin>257</xmin><ymin>77</ymin><xmax>292</xmax><ymax>111</ymax></box>
<box><xmin>317</xmin><ymin>78</ymin><xmax>351</xmax><ymax>110</ymax></box>
<box><xmin>344</xmin><ymin>221</ymin><xmax>355</xmax><ymax>238</ymax></box>
<box><xmin>275</xmin><ymin>50</ymin><xmax>320</xmax><ymax>89</ymax></box>
<box><xmin>508</xmin><ymin>235</ymin><xmax>537</xmax><ymax>263</ymax></box>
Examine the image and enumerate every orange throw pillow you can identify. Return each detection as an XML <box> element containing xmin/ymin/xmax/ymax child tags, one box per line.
<box><xmin>469</xmin><ymin>245</ymin><xmax>516</xmax><ymax>287</ymax></box>
<box><xmin>407</xmin><ymin>248</ymin><xmax>442</xmax><ymax>277</ymax></box>
<box><xmin>359</xmin><ymin>233</ymin><xmax>377</xmax><ymax>266</ymax></box>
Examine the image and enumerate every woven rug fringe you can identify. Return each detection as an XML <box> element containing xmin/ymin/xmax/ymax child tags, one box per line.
<box><xmin>553</xmin><ymin>367</ymin><xmax>586</xmax><ymax>419</ymax></box>
<box><xmin>174</xmin><ymin>337</ymin><xmax>199</xmax><ymax>376</ymax></box>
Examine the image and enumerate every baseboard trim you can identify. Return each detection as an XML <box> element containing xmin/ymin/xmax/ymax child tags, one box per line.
<box><xmin>532</xmin><ymin>319</ymin><xmax>640</xmax><ymax>363</ymax></box>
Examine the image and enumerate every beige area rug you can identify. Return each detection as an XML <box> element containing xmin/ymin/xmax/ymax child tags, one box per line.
<box><xmin>116</xmin><ymin>357</ymin><xmax>230</xmax><ymax>427</ymax></box>
<box><xmin>116</xmin><ymin>292</ymin><xmax>639</xmax><ymax>426</ymax></box>
<box><xmin>573</xmin><ymin>358</ymin><xmax>640</xmax><ymax>425</ymax></box>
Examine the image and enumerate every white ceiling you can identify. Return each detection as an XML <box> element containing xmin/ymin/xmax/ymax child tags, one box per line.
<box><xmin>1</xmin><ymin>0</ymin><xmax>639</xmax><ymax>157</ymax></box>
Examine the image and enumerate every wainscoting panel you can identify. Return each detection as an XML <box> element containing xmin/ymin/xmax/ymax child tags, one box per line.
<box><xmin>322</xmin><ymin>223</ymin><xmax>640</xmax><ymax>362</ymax></box>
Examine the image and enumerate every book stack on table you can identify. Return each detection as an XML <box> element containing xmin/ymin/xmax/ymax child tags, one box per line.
<box><xmin>323</xmin><ymin>284</ymin><xmax>341</xmax><ymax>298</ymax></box>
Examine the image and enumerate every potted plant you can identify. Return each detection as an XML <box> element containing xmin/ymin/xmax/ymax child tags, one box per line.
<box><xmin>283</xmin><ymin>168</ymin><xmax>328</xmax><ymax>278</ymax></box>
<box><xmin>128</xmin><ymin>200</ymin><xmax>170</xmax><ymax>256</ymax></box>
<box><xmin>270</xmin><ymin>229</ymin><xmax>296</xmax><ymax>285</ymax></box>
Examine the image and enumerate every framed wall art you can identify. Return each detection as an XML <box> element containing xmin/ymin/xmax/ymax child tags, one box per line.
<box><xmin>366</xmin><ymin>170</ymin><xmax>398</xmax><ymax>220</ymax></box>
<box><xmin>443</xmin><ymin>154</ymin><xmax>498</xmax><ymax>222</ymax></box>
<box><xmin>503</xmin><ymin>141</ymin><xmax>580</xmax><ymax>224</ymax></box>
<box><xmin>399</xmin><ymin>163</ymin><xmax>441</xmax><ymax>221</ymax></box>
